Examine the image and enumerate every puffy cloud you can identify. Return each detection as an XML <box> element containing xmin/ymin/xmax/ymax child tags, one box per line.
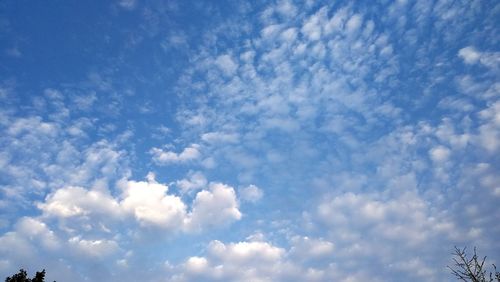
<box><xmin>239</xmin><ymin>184</ymin><xmax>263</xmax><ymax>203</ymax></box>
<box><xmin>171</xmin><ymin>237</ymin><xmax>340</xmax><ymax>282</ymax></box>
<box><xmin>345</xmin><ymin>14</ymin><xmax>363</xmax><ymax>34</ymax></box>
<box><xmin>0</xmin><ymin>217</ymin><xmax>63</xmax><ymax>274</ymax></box>
<box><xmin>0</xmin><ymin>111</ymin><xmax>130</xmax><ymax>221</ymax></box>
<box><xmin>458</xmin><ymin>46</ymin><xmax>500</xmax><ymax>69</ymax></box>
<box><xmin>458</xmin><ymin>46</ymin><xmax>481</xmax><ymax>64</ymax></box>
<box><xmin>178</xmin><ymin>239</ymin><xmax>290</xmax><ymax>281</ymax></box>
<box><xmin>280</xmin><ymin>27</ymin><xmax>298</xmax><ymax>43</ymax></box>
<box><xmin>120</xmin><ymin>179</ymin><xmax>187</xmax><ymax>229</ymax></box>
<box><xmin>276</xmin><ymin>0</ymin><xmax>297</xmax><ymax>18</ymax></box>
<box><xmin>14</xmin><ymin>217</ymin><xmax>61</xmax><ymax>251</ymax></box>
<box><xmin>317</xmin><ymin>192</ymin><xmax>452</xmax><ymax>245</ymax></box>
<box><xmin>38</xmin><ymin>186</ymin><xmax>121</xmax><ymax>218</ymax></box>
<box><xmin>151</xmin><ymin>144</ymin><xmax>201</xmax><ymax>165</ymax></box>
<box><xmin>175</xmin><ymin>171</ymin><xmax>208</xmax><ymax>193</ymax></box>
<box><xmin>475</xmin><ymin>101</ymin><xmax>500</xmax><ymax>152</ymax></box>
<box><xmin>69</xmin><ymin>237</ymin><xmax>120</xmax><ymax>257</ymax></box>
<box><xmin>37</xmin><ymin>176</ymin><xmax>242</xmax><ymax>234</ymax></box>
<box><xmin>301</xmin><ymin>8</ymin><xmax>325</xmax><ymax>41</ymax></box>
<box><xmin>207</xmin><ymin>240</ymin><xmax>284</xmax><ymax>265</ymax></box>
<box><xmin>429</xmin><ymin>145</ymin><xmax>451</xmax><ymax>163</ymax></box>
<box><xmin>309</xmin><ymin>190</ymin><xmax>461</xmax><ymax>281</ymax></box>
<box><xmin>184</xmin><ymin>183</ymin><xmax>241</xmax><ymax>232</ymax></box>
<box><xmin>184</xmin><ymin>256</ymin><xmax>209</xmax><ymax>274</ymax></box>
<box><xmin>7</xmin><ymin>117</ymin><xmax>58</xmax><ymax>137</ymax></box>
<box><xmin>215</xmin><ymin>54</ymin><xmax>238</xmax><ymax>76</ymax></box>
<box><xmin>289</xmin><ymin>236</ymin><xmax>334</xmax><ymax>260</ymax></box>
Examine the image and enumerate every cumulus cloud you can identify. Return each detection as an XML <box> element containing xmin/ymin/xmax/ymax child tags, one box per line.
<box><xmin>120</xmin><ymin>179</ymin><xmax>187</xmax><ymax>229</ymax></box>
<box><xmin>14</xmin><ymin>217</ymin><xmax>61</xmax><ymax>251</ymax></box>
<box><xmin>69</xmin><ymin>237</ymin><xmax>120</xmax><ymax>257</ymax></box>
<box><xmin>289</xmin><ymin>236</ymin><xmax>334</xmax><ymax>260</ymax></box>
<box><xmin>306</xmin><ymin>190</ymin><xmax>464</xmax><ymax>281</ymax></box>
<box><xmin>175</xmin><ymin>171</ymin><xmax>208</xmax><ymax>193</ymax></box>
<box><xmin>38</xmin><ymin>186</ymin><xmax>121</xmax><ymax>218</ymax></box>
<box><xmin>184</xmin><ymin>183</ymin><xmax>241</xmax><ymax>232</ymax></box>
<box><xmin>151</xmin><ymin>144</ymin><xmax>201</xmax><ymax>165</ymax></box>
<box><xmin>458</xmin><ymin>46</ymin><xmax>481</xmax><ymax>64</ymax></box>
<box><xmin>239</xmin><ymin>184</ymin><xmax>263</xmax><ymax>203</ymax></box>
<box><xmin>169</xmin><ymin>236</ymin><xmax>342</xmax><ymax>282</ymax></box>
<box><xmin>177</xmin><ymin>239</ymin><xmax>289</xmax><ymax>281</ymax></box>
<box><xmin>37</xmin><ymin>176</ymin><xmax>242</xmax><ymax>234</ymax></box>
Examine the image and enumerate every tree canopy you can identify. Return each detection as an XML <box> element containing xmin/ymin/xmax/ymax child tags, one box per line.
<box><xmin>4</xmin><ymin>269</ymin><xmax>51</xmax><ymax>282</ymax></box>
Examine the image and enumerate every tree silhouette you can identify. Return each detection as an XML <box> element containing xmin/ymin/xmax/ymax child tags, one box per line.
<box><xmin>449</xmin><ymin>246</ymin><xmax>500</xmax><ymax>282</ymax></box>
<box><xmin>4</xmin><ymin>269</ymin><xmax>53</xmax><ymax>282</ymax></box>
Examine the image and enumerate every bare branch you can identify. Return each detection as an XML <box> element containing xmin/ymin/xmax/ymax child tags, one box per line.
<box><xmin>448</xmin><ymin>246</ymin><xmax>500</xmax><ymax>282</ymax></box>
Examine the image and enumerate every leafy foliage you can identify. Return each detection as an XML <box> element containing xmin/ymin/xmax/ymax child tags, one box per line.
<box><xmin>4</xmin><ymin>269</ymin><xmax>51</xmax><ymax>282</ymax></box>
<box><xmin>449</xmin><ymin>247</ymin><xmax>500</xmax><ymax>282</ymax></box>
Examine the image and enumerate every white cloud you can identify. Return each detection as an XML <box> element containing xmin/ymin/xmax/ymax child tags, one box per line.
<box><xmin>261</xmin><ymin>24</ymin><xmax>283</xmax><ymax>40</ymax></box>
<box><xmin>316</xmin><ymin>191</ymin><xmax>456</xmax><ymax>247</ymax></box>
<box><xmin>215</xmin><ymin>54</ymin><xmax>238</xmax><ymax>76</ymax></box>
<box><xmin>458</xmin><ymin>46</ymin><xmax>500</xmax><ymax>69</ymax></box>
<box><xmin>324</xmin><ymin>7</ymin><xmax>348</xmax><ymax>35</ymax></box>
<box><xmin>429</xmin><ymin>145</ymin><xmax>451</xmax><ymax>162</ymax></box>
<box><xmin>275</xmin><ymin>0</ymin><xmax>297</xmax><ymax>18</ymax></box>
<box><xmin>185</xmin><ymin>256</ymin><xmax>209</xmax><ymax>274</ymax></box>
<box><xmin>280</xmin><ymin>27</ymin><xmax>298</xmax><ymax>43</ymax></box>
<box><xmin>171</xmin><ymin>237</ymin><xmax>336</xmax><ymax>281</ymax></box>
<box><xmin>7</xmin><ymin>117</ymin><xmax>58</xmax><ymax>137</ymax></box>
<box><xmin>120</xmin><ymin>179</ymin><xmax>187</xmax><ymax>229</ymax></box>
<box><xmin>38</xmin><ymin>186</ymin><xmax>121</xmax><ymax>218</ymax></box>
<box><xmin>15</xmin><ymin>217</ymin><xmax>61</xmax><ymax>251</ymax></box>
<box><xmin>118</xmin><ymin>0</ymin><xmax>136</xmax><ymax>10</ymax></box>
<box><xmin>151</xmin><ymin>144</ymin><xmax>201</xmax><ymax>165</ymax></box>
<box><xmin>175</xmin><ymin>171</ymin><xmax>208</xmax><ymax>193</ymax></box>
<box><xmin>208</xmin><ymin>239</ymin><xmax>283</xmax><ymax>264</ymax></box>
<box><xmin>72</xmin><ymin>92</ymin><xmax>97</xmax><ymax>111</ymax></box>
<box><xmin>178</xmin><ymin>239</ymin><xmax>289</xmax><ymax>281</ymax></box>
<box><xmin>239</xmin><ymin>184</ymin><xmax>263</xmax><ymax>203</ymax></box>
<box><xmin>37</xmin><ymin>175</ymin><xmax>243</xmax><ymax>235</ymax></box>
<box><xmin>185</xmin><ymin>183</ymin><xmax>241</xmax><ymax>232</ymax></box>
<box><xmin>69</xmin><ymin>236</ymin><xmax>120</xmax><ymax>257</ymax></box>
<box><xmin>458</xmin><ymin>46</ymin><xmax>481</xmax><ymax>64</ymax></box>
<box><xmin>0</xmin><ymin>217</ymin><xmax>62</xmax><ymax>270</ymax></box>
<box><xmin>301</xmin><ymin>8</ymin><xmax>325</xmax><ymax>41</ymax></box>
<box><xmin>475</xmin><ymin>101</ymin><xmax>500</xmax><ymax>152</ymax></box>
<box><xmin>346</xmin><ymin>14</ymin><xmax>363</xmax><ymax>34</ymax></box>
<box><xmin>289</xmin><ymin>236</ymin><xmax>334</xmax><ymax>260</ymax></box>
<box><xmin>201</xmin><ymin>131</ymin><xmax>239</xmax><ymax>144</ymax></box>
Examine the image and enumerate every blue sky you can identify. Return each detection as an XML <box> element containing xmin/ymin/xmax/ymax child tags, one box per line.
<box><xmin>0</xmin><ymin>0</ymin><xmax>499</xmax><ymax>281</ymax></box>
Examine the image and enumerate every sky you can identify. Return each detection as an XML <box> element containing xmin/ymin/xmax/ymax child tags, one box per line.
<box><xmin>0</xmin><ymin>0</ymin><xmax>499</xmax><ymax>281</ymax></box>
